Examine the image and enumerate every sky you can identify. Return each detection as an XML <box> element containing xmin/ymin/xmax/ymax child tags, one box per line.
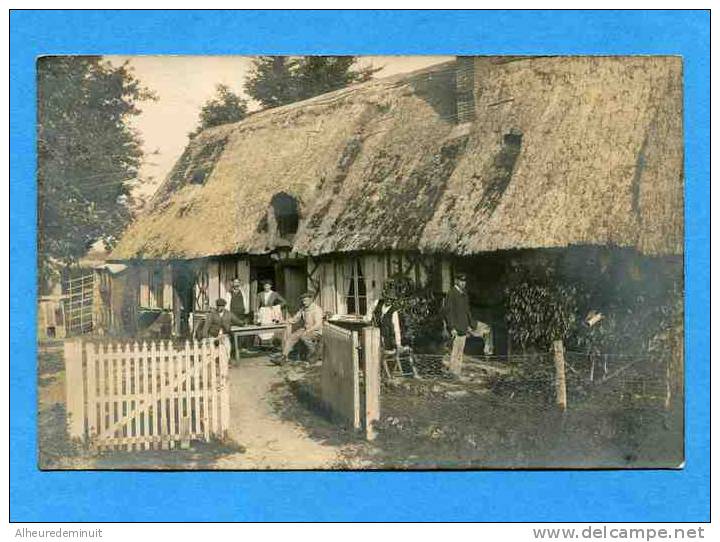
<box><xmin>106</xmin><ymin>55</ymin><xmax>453</xmax><ymax>199</ymax></box>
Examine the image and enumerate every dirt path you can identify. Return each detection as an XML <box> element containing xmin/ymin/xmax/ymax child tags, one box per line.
<box><xmin>213</xmin><ymin>356</ymin><xmax>343</xmax><ymax>469</ymax></box>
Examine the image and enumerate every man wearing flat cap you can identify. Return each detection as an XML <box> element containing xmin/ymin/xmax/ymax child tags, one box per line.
<box><xmin>201</xmin><ymin>298</ymin><xmax>245</xmax><ymax>339</ymax></box>
<box><xmin>280</xmin><ymin>292</ymin><xmax>324</xmax><ymax>363</ymax></box>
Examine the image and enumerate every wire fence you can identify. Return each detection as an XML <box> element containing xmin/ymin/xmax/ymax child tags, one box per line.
<box><xmin>390</xmin><ymin>347</ymin><xmax>672</xmax><ymax>410</ymax></box>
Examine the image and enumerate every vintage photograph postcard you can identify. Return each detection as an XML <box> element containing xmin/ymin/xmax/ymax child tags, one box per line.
<box><xmin>37</xmin><ymin>54</ymin><xmax>683</xmax><ymax>471</ymax></box>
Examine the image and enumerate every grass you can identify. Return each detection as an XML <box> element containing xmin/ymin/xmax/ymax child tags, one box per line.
<box><xmin>372</xmin><ymin>379</ymin><xmax>682</xmax><ymax>469</ymax></box>
<box><xmin>279</xmin><ymin>362</ymin><xmax>683</xmax><ymax>470</ymax></box>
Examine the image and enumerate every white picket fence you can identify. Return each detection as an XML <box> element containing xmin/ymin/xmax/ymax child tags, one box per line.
<box><xmin>64</xmin><ymin>338</ymin><xmax>230</xmax><ymax>451</ymax></box>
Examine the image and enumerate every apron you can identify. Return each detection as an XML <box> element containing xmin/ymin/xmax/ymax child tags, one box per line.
<box><xmin>256</xmin><ymin>305</ymin><xmax>283</xmax><ymax>341</ymax></box>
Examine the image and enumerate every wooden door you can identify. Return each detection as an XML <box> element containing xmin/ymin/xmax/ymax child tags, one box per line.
<box><xmin>283</xmin><ymin>265</ymin><xmax>307</xmax><ymax>314</ymax></box>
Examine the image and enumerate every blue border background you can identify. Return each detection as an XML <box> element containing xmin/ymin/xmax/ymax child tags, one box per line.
<box><xmin>10</xmin><ymin>10</ymin><xmax>710</xmax><ymax>522</ymax></box>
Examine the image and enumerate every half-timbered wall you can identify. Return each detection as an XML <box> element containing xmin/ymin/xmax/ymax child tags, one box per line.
<box><xmin>193</xmin><ymin>257</ymin><xmax>251</xmax><ymax>314</ymax></box>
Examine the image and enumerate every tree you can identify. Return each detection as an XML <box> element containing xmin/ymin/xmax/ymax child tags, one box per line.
<box><xmin>189</xmin><ymin>84</ymin><xmax>248</xmax><ymax>138</ymax></box>
<box><xmin>245</xmin><ymin>56</ymin><xmax>380</xmax><ymax>109</ymax></box>
<box><xmin>244</xmin><ymin>56</ymin><xmax>299</xmax><ymax>109</ymax></box>
<box><xmin>37</xmin><ymin>56</ymin><xmax>155</xmax><ymax>287</ymax></box>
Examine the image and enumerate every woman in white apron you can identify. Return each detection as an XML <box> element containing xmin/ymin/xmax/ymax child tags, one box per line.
<box><xmin>254</xmin><ymin>280</ymin><xmax>287</xmax><ymax>341</ymax></box>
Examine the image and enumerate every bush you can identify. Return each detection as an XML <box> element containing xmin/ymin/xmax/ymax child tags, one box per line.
<box><xmin>384</xmin><ymin>276</ymin><xmax>446</xmax><ymax>353</ymax></box>
<box><xmin>505</xmin><ymin>281</ymin><xmax>578</xmax><ymax>351</ymax></box>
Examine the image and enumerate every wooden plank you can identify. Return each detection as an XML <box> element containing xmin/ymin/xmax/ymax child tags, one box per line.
<box><xmin>351</xmin><ymin>331</ymin><xmax>361</xmax><ymax>429</ymax></box>
<box><xmin>209</xmin><ymin>339</ymin><xmax>219</xmax><ymax>436</ymax></box>
<box><xmin>97</xmin><ymin>343</ymin><xmax>105</xmax><ymax>440</ymax></box>
<box><xmin>140</xmin><ymin>342</ymin><xmax>154</xmax><ymax>447</ymax></box>
<box><xmin>118</xmin><ymin>346</ymin><xmax>131</xmax><ymax>444</ymax></box>
<box><xmin>219</xmin><ymin>339</ymin><xmax>230</xmax><ymax>437</ymax></box>
<box><xmin>201</xmin><ymin>339</ymin><xmax>210</xmax><ymax>441</ymax></box>
<box><xmin>157</xmin><ymin>342</ymin><xmax>166</xmax><ymax>448</ymax></box>
<box><xmin>186</xmin><ymin>343</ymin><xmax>198</xmax><ymax>440</ymax></box>
<box><xmin>150</xmin><ymin>342</ymin><xmax>159</xmax><ymax>448</ymax></box>
<box><xmin>131</xmin><ymin>342</ymin><xmax>139</xmax><ymax>448</ymax></box>
<box><xmin>167</xmin><ymin>342</ymin><xmax>176</xmax><ymax>448</ymax></box>
<box><xmin>98</xmin><ymin>343</ymin><xmax>112</xmax><ymax>446</ymax></box>
<box><xmin>191</xmin><ymin>340</ymin><xmax>199</xmax><ymax>435</ymax></box>
<box><xmin>112</xmin><ymin>342</ymin><xmax>121</xmax><ymax>447</ymax></box>
<box><xmin>85</xmin><ymin>341</ymin><xmax>98</xmax><ymax>442</ymax></box>
<box><xmin>98</xmin><ymin>343</ymin><xmax>108</xmax><ymax>438</ymax></box>
<box><xmin>180</xmin><ymin>340</ymin><xmax>192</xmax><ymax>450</ymax></box>
<box><xmin>362</xmin><ymin>327</ymin><xmax>381</xmax><ymax>441</ymax></box>
<box><xmin>163</xmin><ymin>341</ymin><xmax>171</xmax><ymax>446</ymax></box>
<box><xmin>63</xmin><ymin>338</ymin><xmax>85</xmax><ymax>439</ymax></box>
<box><xmin>140</xmin><ymin>342</ymin><xmax>150</xmax><ymax>449</ymax></box>
<box><xmin>103</xmin><ymin>365</ymin><xmax>112</xmax><ymax>451</ymax></box>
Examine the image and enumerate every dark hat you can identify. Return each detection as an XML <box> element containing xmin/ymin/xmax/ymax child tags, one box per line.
<box><xmin>298</xmin><ymin>292</ymin><xmax>314</xmax><ymax>300</ymax></box>
<box><xmin>260</xmin><ymin>278</ymin><xmax>273</xmax><ymax>286</ymax></box>
<box><xmin>455</xmin><ymin>272</ymin><xmax>468</xmax><ymax>281</ymax></box>
<box><xmin>215</xmin><ymin>298</ymin><xmax>227</xmax><ymax>307</ymax></box>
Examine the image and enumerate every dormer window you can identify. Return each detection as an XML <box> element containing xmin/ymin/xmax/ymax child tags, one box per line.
<box><xmin>271</xmin><ymin>192</ymin><xmax>299</xmax><ymax>237</ymax></box>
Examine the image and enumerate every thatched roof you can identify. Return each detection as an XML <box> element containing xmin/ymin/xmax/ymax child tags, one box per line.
<box><xmin>111</xmin><ymin>56</ymin><xmax>682</xmax><ymax>260</ymax></box>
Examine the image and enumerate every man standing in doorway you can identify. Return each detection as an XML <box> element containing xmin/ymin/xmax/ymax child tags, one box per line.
<box><xmin>227</xmin><ymin>278</ymin><xmax>247</xmax><ymax>324</ymax></box>
<box><xmin>443</xmin><ymin>272</ymin><xmax>474</xmax><ymax>376</ymax></box>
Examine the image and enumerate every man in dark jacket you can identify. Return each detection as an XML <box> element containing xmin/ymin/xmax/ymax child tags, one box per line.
<box><xmin>202</xmin><ymin>298</ymin><xmax>245</xmax><ymax>339</ymax></box>
<box><xmin>443</xmin><ymin>273</ymin><xmax>474</xmax><ymax>375</ymax></box>
<box><xmin>227</xmin><ymin>278</ymin><xmax>247</xmax><ymax>324</ymax></box>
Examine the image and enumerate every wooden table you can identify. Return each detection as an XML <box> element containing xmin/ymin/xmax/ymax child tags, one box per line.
<box><xmin>327</xmin><ymin>316</ymin><xmax>370</xmax><ymax>331</ymax></box>
<box><xmin>230</xmin><ymin>323</ymin><xmax>291</xmax><ymax>362</ymax></box>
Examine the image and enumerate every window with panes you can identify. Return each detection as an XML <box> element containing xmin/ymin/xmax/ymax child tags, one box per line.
<box><xmin>343</xmin><ymin>259</ymin><xmax>367</xmax><ymax>316</ymax></box>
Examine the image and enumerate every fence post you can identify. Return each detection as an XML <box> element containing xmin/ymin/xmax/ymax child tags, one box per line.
<box><xmin>552</xmin><ymin>340</ymin><xmax>567</xmax><ymax>412</ymax></box>
<box><xmin>219</xmin><ymin>338</ymin><xmax>231</xmax><ymax>438</ymax></box>
<box><xmin>64</xmin><ymin>338</ymin><xmax>85</xmax><ymax>439</ymax></box>
<box><xmin>362</xmin><ymin>327</ymin><xmax>381</xmax><ymax>441</ymax></box>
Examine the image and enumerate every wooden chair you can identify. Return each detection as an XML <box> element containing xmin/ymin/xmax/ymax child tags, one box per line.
<box><xmin>382</xmin><ymin>346</ymin><xmax>418</xmax><ymax>379</ymax></box>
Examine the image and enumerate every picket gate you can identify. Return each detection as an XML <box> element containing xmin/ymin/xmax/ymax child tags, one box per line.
<box><xmin>64</xmin><ymin>338</ymin><xmax>230</xmax><ymax>451</ymax></box>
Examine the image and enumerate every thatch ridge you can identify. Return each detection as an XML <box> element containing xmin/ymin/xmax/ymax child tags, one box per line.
<box><xmin>111</xmin><ymin>56</ymin><xmax>682</xmax><ymax>260</ymax></box>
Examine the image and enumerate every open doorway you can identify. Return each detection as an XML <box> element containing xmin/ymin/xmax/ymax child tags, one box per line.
<box><xmin>172</xmin><ymin>262</ymin><xmax>196</xmax><ymax>337</ymax></box>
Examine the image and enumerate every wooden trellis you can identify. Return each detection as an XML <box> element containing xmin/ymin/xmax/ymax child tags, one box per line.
<box><xmin>64</xmin><ymin>272</ymin><xmax>95</xmax><ymax>335</ymax></box>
